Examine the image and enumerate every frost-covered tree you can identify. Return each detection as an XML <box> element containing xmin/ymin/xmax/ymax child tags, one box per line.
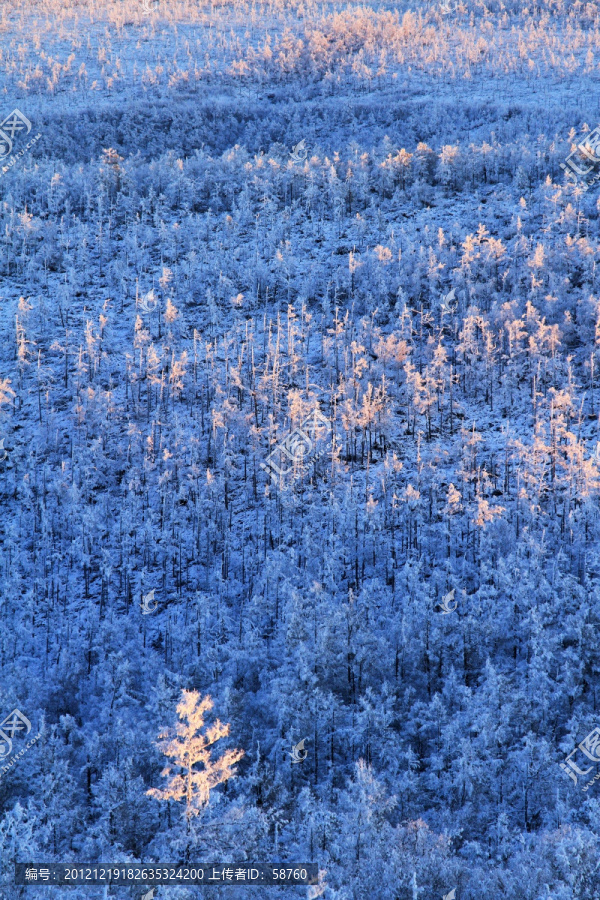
<box><xmin>147</xmin><ymin>690</ymin><xmax>244</xmax><ymax>823</ymax></box>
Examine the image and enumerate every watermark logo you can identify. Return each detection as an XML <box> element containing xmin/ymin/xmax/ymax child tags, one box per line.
<box><xmin>443</xmin><ymin>891</ymin><xmax>456</xmax><ymax>900</ymax></box>
<box><xmin>0</xmin><ymin>109</ymin><xmax>31</xmax><ymax>159</ymax></box>
<box><xmin>141</xmin><ymin>589</ymin><xmax>158</xmax><ymax>614</ymax></box>
<box><xmin>288</xmin><ymin>738</ymin><xmax>308</xmax><ymax>764</ymax></box>
<box><xmin>290</xmin><ymin>140</ymin><xmax>309</xmax><ymax>164</ymax></box>
<box><xmin>141</xmin><ymin>0</ymin><xmax>159</xmax><ymax>13</ymax></box>
<box><xmin>142</xmin><ymin>890</ymin><xmax>156</xmax><ymax>900</ymax></box>
<box><xmin>139</xmin><ymin>289</ymin><xmax>158</xmax><ymax>313</ymax></box>
<box><xmin>0</xmin><ymin>731</ymin><xmax>41</xmax><ymax>782</ymax></box>
<box><xmin>560</xmin><ymin>125</ymin><xmax>600</xmax><ymax>192</ymax></box>
<box><xmin>439</xmin><ymin>0</ymin><xmax>458</xmax><ymax>13</ymax></box>
<box><xmin>437</xmin><ymin>589</ymin><xmax>457</xmax><ymax>614</ymax></box>
<box><xmin>0</xmin><ymin>709</ymin><xmax>31</xmax><ymax>759</ymax></box>
<box><xmin>440</xmin><ymin>288</ymin><xmax>457</xmax><ymax>316</ymax></box>
<box><xmin>579</xmin><ymin>727</ymin><xmax>600</xmax><ymax>762</ymax></box>
<box><xmin>0</xmin><ymin>709</ymin><xmax>40</xmax><ymax>784</ymax></box>
<box><xmin>307</xmin><ymin>869</ymin><xmax>327</xmax><ymax>900</ymax></box>
<box><xmin>0</xmin><ymin>109</ymin><xmax>41</xmax><ymax>179</ymax></box>
<box><xmin>560</xmin><ymin>726</ymin><xmax>600</xmax><ymax>790</ymax></box>
<box><xmin>0</xmin><ymin>438</ymin><xmax>8</xmax><ymax>462</ymax></box>
<box><xmin>261</xmin><ymin>408</ymin><xmax>332</xmax><ymax>485</ymax></box>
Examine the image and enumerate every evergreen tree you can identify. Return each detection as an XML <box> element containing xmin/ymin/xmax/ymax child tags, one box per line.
<box><xmin>147</xmin><ymin>691</ymin><xmax>244</xmax><ymax>824</ymax></box>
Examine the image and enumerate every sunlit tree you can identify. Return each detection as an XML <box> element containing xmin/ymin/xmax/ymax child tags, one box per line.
<box><xmin>147</xmin><ymin>690</ymin><xmax>244</xmax><ymax>823</ymax></box>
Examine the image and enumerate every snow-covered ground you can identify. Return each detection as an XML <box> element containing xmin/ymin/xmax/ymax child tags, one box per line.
<box><xmin>1</xmin><ymin>0</ymin><xmax>600</xmax><ymax>897</ymax></box>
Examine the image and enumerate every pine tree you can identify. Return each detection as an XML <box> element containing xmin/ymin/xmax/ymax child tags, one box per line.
<box><xmin>147</xmin><ymin>690</ymin><xmax>244</xmax><ymax>823</ymax></box>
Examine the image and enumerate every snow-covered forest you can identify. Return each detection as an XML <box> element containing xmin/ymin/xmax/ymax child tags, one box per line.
<box><xmin>1</xmin><ymin>0</ymin><xmax>600</xmax><ymax>896</ymax></box>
